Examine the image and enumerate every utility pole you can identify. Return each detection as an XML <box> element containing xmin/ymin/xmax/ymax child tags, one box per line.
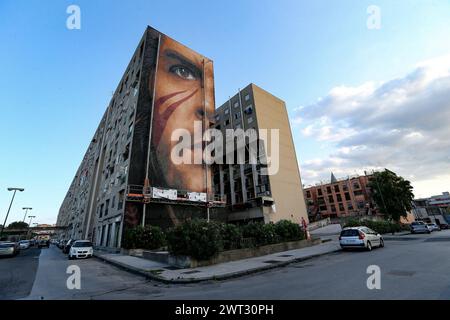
<box><xmin>0</xmin><ymin>187</ymin><xmax>25</xmax><ymax>240</ymax></box>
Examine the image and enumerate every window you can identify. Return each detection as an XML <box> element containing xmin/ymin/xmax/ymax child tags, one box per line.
<box><xmin>354</xmin><ymin>190</ymin><xmax>364</xmax><ymax>196</ymax></box>
<box><xmin>345</xmin><ymin>193</ymin><xmax>351</xmax><ymax>201</ymax></box>
<box><xmin>235</xmin><ymin>123</ymin><xmax>242</xmax><ymax>129</ymax></box>
<box><xmin>118</xmin><ymin>190</ymin><xmax>125</xmax><ymax>210</ymax></box>
<box><xmin>306</xmin><ymin>191</ymin><xmax>311</xmax><ymax>198</ymax></box>
<box><xmin>234</xmin><ymin>101</ymin><xmax>239</xmax><ymax>108</ymax></box>
<box><xmin>225</xmin><ymin>108</ymin><xmax>229</xmax><ymax>115</ymax></box>
<box><xmin>234</xmin><ymin>112</ymin><xmax>241</xmax><ymax>120</ymax></box>
<box><xmin>105</xmin><ymin>199</ymin><xmax>110</xmax><ymax>216</ymax></box>
<box><xmin>328</xmin><ymin>195</ymin><xmax>334</xmax><ymax>203</ymax></box>
<box><xmin>334</xmin><ymin>185</ymin><xmax>340</xmax><ymax>193</ymax></box>
<box><xmin>339</xmin><ymin>203</ymin><xmax>345</xmax><ymax>212</ymax></box>
<box><xmin>215</xmin><ymin>114</ymin><xmax>220</xmax><ymax>121</ymax></box>
<box><xmin>318</xmin><ymin>189</ymin><xmax>323</xmax><ymax>196</ymax></box>
<box><xmin>331</xmin><ymin>205</ymin><xmax>336</xmax><ymax>212</ymax></box>
<box><xmin>128</xmin><ymin>123</ymin><xmax>133</xmax><ymax>138</ymax></box>
<box><xmin>247</xmin><ymin>117</ymin><xmax>253</xmax><ymax>124</ymax></box>
<box><xmin>327</xmin><ymin>186</ymin><xmax>332</xmax><ymax>194</ymax></box>
<box><xmin>353</xmin><ymin>182</ymin><xmax>360</xmax><ymax>189</ymax></box>
<box><xmin>348</xmin><ymin>202</ymin><xmax>354</xmax><ymax>210</ymax></box>
<box><xmin>112</xmin><ymin>196</ymin><xmax>116</xmax><ymax>209</ymax></box>
<box><xmin>99</xmin><ymin>204</ymin><xmax>104</xmax><ymax>218</ymax></box>
<box><xmin>343</xmin><ymin>184</ymin><xmax>348</xmax><ymax>192</ymax></box>
<box><xmin>244</xmin><ymin>105</ymin><xmax>253</xmax><ymax>115</ymax></box>
<box><xmin>336</xmin><ymin>194</ymin><xmax>342</xmax><ymax>202</ymax></box>
<box><xmin>225</xmin><ymin>119</ymin><xmax>230</xmax><ymax>126</ymax></box>
<box><xmin>245</xmin><ymin>94</ymin><xmax>250</xmax><ymax>101</ymax></box>
<box><xmin>123</xmin><ymin>143</ymin><xmax>130</xmax><ymax>161</ymax></box>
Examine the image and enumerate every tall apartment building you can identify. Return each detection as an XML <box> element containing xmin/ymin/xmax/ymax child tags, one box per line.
<box><xmin>304</xmin><ymin>173</ymin><xmax>381</xmax><ymax>221</ymax></box>
<box><xmin>57</xmin><ymin>28</ymin><xmax>309</xmax><ymax>249</ymax></box>
<box><xmin>57</xmin><ymin>26</ymin><xmax>218</xmax><ymax>248</ymax></box>
<box><xmin>212</xmin><ymin>84</ymin><xmax>308</xmax><ymax>224</ymax></box>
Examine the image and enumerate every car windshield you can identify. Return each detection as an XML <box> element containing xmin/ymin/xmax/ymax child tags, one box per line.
<box><xmin>73</xmin><ymin>241</ymin><xmax>92</xmax><ymax>248</ymax></box>
<box><xmin>340</xmin><ymin>229</ymin><xmax>360</xmax><ymax>237</ymax></box>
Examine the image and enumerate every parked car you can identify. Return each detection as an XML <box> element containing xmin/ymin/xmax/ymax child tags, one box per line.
<box><xmin>57</xmin><ymin>240</ymin><xmax>65</xmax><ymax>249</ymax></box>
<box><xmin>439</xmin><ymin>223</ymin><xmax>449</xmax><ymax>230</ymax></box>
<box><xmin>339</xmin><ymin>226</ymin><xmax>384</xmax><ymax>251</ymax></box>
<box><xmin>427</xmin><ymin>223</ymin><xmax>441</xmax><ymax>232</ymax></box>
<box><xmin>38</xmin><ymin>239</ymin><xmax>50</xmax><ymax>248</ymax></box>
<box><xmin>19</xmin><ymin>240</ymin><xmax>30</xmax><ymax>250</ymax></box>
<box><xmin>68</xmin><ymin>240</ymin><xmax>94</xmax><ymax>260</ymax></box>
<box><xmin>63</xmin><ymin>239</ymin><xmax>75</xmax><ymax>254</ymax></box>
<box><xmin>0</xmin><ymin>242</ymin><xmax>20</xmax><ymax>257</ymax></box>
<box><xmin>410</xmin><ymin>221</ymin><xmax>431</xmax><ymax>234</ymax></box>
<box><xmin>29</xmin><ymin>239</ymin><xmax>36</xmax><ymax>247</ymax></box>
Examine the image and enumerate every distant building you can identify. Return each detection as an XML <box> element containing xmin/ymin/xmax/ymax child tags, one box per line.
<box><xmin>411</xmin><ymin>192</ymin><xmax>450</xmax><ymax>225</ymax></box>
<box><xmin>304</xmin><ymin>172</ymin><xmax>381</xmax><ymax>221</ymax></box>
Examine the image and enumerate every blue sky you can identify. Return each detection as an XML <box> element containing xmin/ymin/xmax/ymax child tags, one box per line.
<box><xmin>1</xmin><ymin>0</ymin><xmax>450</xmax><ymax>224</ymax></box>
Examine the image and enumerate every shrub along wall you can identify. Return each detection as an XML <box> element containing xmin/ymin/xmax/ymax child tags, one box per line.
<box><xmin>343</xmin><ymin>218</ymin><xmax>407</xmax><ymax>234</ymax></box>
<box><xmin>124</xmin><ymin>219</ymin><xmax>307</xmax><ymax>261</ymax></box>
<box><xmin>122</xmin><ymin>225</ymin><xmax>166</xmax><ymax>250</ymax></box>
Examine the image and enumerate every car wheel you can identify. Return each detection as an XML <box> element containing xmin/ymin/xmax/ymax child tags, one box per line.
<box><xmin>68</xmin><ymin>255</ymin><xmax>73</xmax><ymax>260</ymax></box>
<box><xmin>366</xmin><ymin>241</ymin><xmax>372</xmax><ymax>251</ymax></box>
<box><xmin>427</xmin><ymin>231</ymin><xmax>431</xmax><ymax>234</ymax></box>
<box><xmin>379</xmin><ymin>239</ymin><xmax>384</xmax><ymax>248</ymax></box>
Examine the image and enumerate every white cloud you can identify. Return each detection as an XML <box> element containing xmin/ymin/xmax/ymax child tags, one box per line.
<box><xmin>297</xmin><ymin>54</ymin><xmax>450</xmax><ymax>197</ymax></box>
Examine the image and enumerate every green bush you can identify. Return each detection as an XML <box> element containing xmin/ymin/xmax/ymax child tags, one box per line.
<box><xmin>166</xmin><ymin>219</ymin><xmax>222</xmax><ymax>260</ymax></box>
<box><xmin>220</xmin><ymin>223</ymin><xmax>243</xmax><ymax>250</ymax></box>
<box><xmin>241</xmin><ymin>222</ymin><xmax>281</xmax><ymax>246</ymax></box>
<box><xmin>343</xmin><ymin>219</ymin><xmax>403</xmax><ymax>234</ymax></box>
<box><xmin>122</xmin><ymin>225</ymin><xmax>166</xmax><ymax>250</ymax></box>
<box><xmin>274</xmin><ymin>220</ymin><xmax>305</xmax><ymax>242</ymax></box>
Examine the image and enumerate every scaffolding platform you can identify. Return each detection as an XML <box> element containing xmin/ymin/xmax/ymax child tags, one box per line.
<box><xmin>126</xmin><ymin>185</ymin><xmax>226</xmax><ymax>207</ymax></box>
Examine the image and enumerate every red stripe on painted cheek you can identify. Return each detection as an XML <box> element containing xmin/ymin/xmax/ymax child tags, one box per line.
<box><xmin>152</xmin><ymin>89</ymin><xmax>199</xmax><ymax>146</ymax></box>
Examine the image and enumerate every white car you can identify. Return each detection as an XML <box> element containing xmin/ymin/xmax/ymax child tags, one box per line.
<box><xmin>19</xmin><ymin>240</ymin><xmax>30</xmax><ymax>249</ymax></box>
<box><xmin>339</xmin><ymin>226</ymin><xmax>384</xmax><ymax>251</ymax></box>
<box><xmin>68</xmin><ymin>240</ymin><xmax>94</xmax><ymax>260</ymax></box>
<box><xmin>427</xmin><ymin>223</ymin><xmax>440</xmax><ymax>232</ymax></box>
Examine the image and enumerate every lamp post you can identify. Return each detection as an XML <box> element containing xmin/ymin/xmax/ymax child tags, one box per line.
<box><xmin>27</xmin><ymin>216</ymin><xmax>36</xmax><ymax>240</ymax></box>
<box><xmin>22</xmin><ymin>207</ymin><xmax>32</xmax><ymax>222</ymax></box>
<box><xmin>0</xmin><ymin>187</ymin><xmax>25</xmax><ymax>240</ymax></box>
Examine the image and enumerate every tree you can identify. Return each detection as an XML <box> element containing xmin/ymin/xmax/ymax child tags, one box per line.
<box><xmin>368</xmin><ymin>169</ymin><xmax>414</xmax><ymax>222</ymax></box>
<box><xmin>7</xmin><ymin>221</ymin><xmax>29</xmax><ymax>229</ymax></box>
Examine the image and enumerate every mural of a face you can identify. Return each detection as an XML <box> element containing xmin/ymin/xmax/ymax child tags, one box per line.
<box><xmin>151</xmin><ymin>36</ymin><xmax>215</xmax><ymax>192</ymax></box>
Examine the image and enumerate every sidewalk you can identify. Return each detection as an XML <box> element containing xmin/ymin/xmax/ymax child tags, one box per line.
<box><xmin>94</xmin><ymin>240</ymin><xmax>341</xmax><ymax>284</ymax></box>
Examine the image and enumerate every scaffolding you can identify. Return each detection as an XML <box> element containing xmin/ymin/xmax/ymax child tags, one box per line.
<box><xmin>126</xmin><ymin>184</ymin><xmax>226</xmax><ymax>207</ymax></box>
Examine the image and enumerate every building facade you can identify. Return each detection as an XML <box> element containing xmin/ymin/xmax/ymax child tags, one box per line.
<box><xmin>304</xmin><ymin>173</ymin><xmax>381</xmax><ymax>221</ymax></box>
<box><xmin>57</xmin><ymin>26</ymin><xmax>218</xmax><ymax>248</ymax></box>
<box><xmin>57</xmin><ymin>28</ymin><xmax>309</xmax><ymax>249</ymax></box>
<box><xmin>212</xmin><ymin>84</ymin><xmax>308</xmax><ymax>224</ymax></box>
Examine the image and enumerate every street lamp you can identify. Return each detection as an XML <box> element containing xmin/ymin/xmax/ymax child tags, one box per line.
<box><xmin>22</xmin><ymin>207</ymin><xmax>33</xmax><ymax>222</ymax></box>
<box><xmin>0</xmin><ymin>187</ymin><xmax>25</xmax><ymax>239</ymax></box>
<box><xmin>28</xmin><ymin>215</ymin><xmax>36</xmax><ymax>227</ymax></box>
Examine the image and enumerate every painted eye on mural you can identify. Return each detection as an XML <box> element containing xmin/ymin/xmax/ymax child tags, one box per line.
<box><xmin>170</xmin><ymin>65</ymin><xmax>197</xmax><ymax>80</ymax></box>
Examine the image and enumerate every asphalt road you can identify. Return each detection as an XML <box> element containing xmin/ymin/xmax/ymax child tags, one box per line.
<box><xmin>6</xmin><ymin>230</ymin><xmax>450</xmax><ymax>299</ymax></box>
<box><xmin>0</xmin><ymin>247</ymin><xmax>41</xmax><ymax>300</ymax></box>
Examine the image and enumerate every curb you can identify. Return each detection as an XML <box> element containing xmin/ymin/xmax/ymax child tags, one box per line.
<box><xmin>94</xmin><ymin>246</ymin><xmax>341</xmax><ymax>284</ymax></box>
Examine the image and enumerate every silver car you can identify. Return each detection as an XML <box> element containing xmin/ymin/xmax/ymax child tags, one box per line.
<box><xmin>339</xmin><ymin>226</ymin><xmax>384</xmax><ymax>251</ymax></box>
<box><xmin>410</xmin><ymin>221</ymin><xmax>431</xmax><ymax>234</ymax></box>
<box><xmin>0</xmin><ymin>242</ymin><xmax>20</xmax><ymax>257</ymax></box>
